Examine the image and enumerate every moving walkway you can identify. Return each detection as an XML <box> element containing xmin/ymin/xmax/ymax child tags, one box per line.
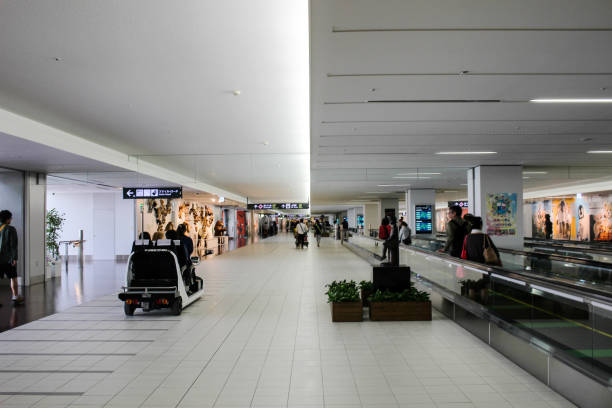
<box><xmin>345</xmin><ymin>235</ymin><xmax>612</xmax><ymax>408</ymax></box>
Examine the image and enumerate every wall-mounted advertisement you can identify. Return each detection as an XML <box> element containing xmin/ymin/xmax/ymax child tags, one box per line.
<box><xmin>552</xmin><ymin>198</ymin><xmax>575</xmax><ymax>240</ymax></box>
<box><xmin>486</xmin><ymin>193</ymin><xmax>517</xmax><ymax>236</ymax></box>
<box><xmin>415</xmin><ymin>204</ymin><xmax>433</xmax><ymax>234</ymax></box>
<box><xmin>587</xmin><ymin>194</ymin><xmax>612</xmax><ymax>241</ymax></box>
<box><xmin>531</xmin><ymin>200</ymin><xmax>551</xmax><ymax>239</ymax></box>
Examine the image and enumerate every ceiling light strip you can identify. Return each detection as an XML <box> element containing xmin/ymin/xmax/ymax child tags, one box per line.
<box><xmin>531</xmin><ymin>99</ymin><xmax>612</xmax><ymax>103</ymax></box>
<box><xmin>591</xmin><ymin>301</ymin><xmax>612</xmax><ymax>313</ymax></box>
<box><xmin>436</xmin><ymin>151</ymin><xmax>497</xmax><ymax>155</ymax></box>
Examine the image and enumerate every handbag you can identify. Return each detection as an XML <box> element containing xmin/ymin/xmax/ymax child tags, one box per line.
<box><xmin>483</xmin><ymin>235</ymin><xmax>501</xmax><ymax>265</ymax></box>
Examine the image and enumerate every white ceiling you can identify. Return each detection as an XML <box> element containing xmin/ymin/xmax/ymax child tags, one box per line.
<box><xmin>0</xmin><ymin>0</ymin><xmax>309</xmax><ymax>202</ymax></box>
<box><xmin>310</xmin><ymin>0</ymin><xmax>612</xmax><ymax>206</ymax></box>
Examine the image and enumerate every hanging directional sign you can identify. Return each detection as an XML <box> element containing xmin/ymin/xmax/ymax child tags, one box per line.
<box><xmin>247</xmin><ymin>203</ymin><xmax>309</xmax><ymax>210</ymax></box>
<box><xmin>123</xmin><ymin>187</ymin><xmax>182</xmax><ymax>199</ymax></box>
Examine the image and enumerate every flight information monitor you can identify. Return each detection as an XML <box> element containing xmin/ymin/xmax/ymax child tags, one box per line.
<box><xmin>415</xmin><ymin>204</ymin><xmax>433</xmax><ymax>234</ymax></box>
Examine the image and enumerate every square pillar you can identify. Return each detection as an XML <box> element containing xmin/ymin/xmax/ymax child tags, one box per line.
<box><xmin>467</xmin><ymin>166</ymin><xmax>523</xmax><ymax>250</ymax></box>
<box><xmin>24</xmin><ymin>172</ymin><xmax>46</xmax><ymax>285</ymax></box>
<box><xmin>406</xmin><ymin>189</ymin><xmax>436</xmax><ymax>237</ymax></box>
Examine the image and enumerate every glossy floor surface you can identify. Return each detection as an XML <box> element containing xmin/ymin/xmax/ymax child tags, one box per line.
<box><xmin>0</xmin><ymin>234</ymin><xmax>575</xmax><ymax>407</ymax></box>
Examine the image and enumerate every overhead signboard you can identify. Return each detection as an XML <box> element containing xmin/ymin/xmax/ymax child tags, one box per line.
<box><xmin>247</xmin><ymin>203</ymin><xmax>309</xmax><ymax>210</ymax></box>
<box><xmin>123</xmin><ymin>187</ymin><xmax>182</xmax><ymax>199</ymax></box>
<box><xmin>415</xmin><ymin>204</ymin><xmax>433</xmax><ymax>234</ymax></box>
<box><xmin>448</xmin><ymin>200</ymin><xmax>469</xmax><ymax>208</ymax></box>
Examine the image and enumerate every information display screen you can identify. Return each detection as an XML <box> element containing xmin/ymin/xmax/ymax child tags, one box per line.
<box><xmin>123</xmin><ymin>187</ymin><xmax>182</xmax><ymax>199</ymax></box>
<box><xmin>415</xmin><ymin>204</ymin><xmax>433</xmax><ymax>234</ymax></box>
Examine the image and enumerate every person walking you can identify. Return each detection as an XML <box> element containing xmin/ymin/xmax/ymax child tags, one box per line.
<box><xmin>545</xmin><ymin>214</ymin><xmax>553</xmax><ymax>240</ymax></box>
<box><xmin>439</xmin><ymin>205</ymin><xmax>468</xmax><ymax>257</ymax></box>
<box><xmin>399</xmin><ymin>221</ymin><xmax>412</xmax><ymax>245</ymax></box>
<box><xmin>460</xmin><ymin>217</ymin><xmax>502</xmax><ymax>266</ymax></box>
<box><xmin>295</xmin><ymin>218</ymin><xmax>309</xmax><ymax>249</ymax></box>
<box><xmin>379</xmin><ymin>218</ymin><xmax>390</xmax><ymax>258</ymax></box>
<box><xmin>313</xmin><ymin>219</ymin><xmax>323</xmax><ymax>247</ymax></box>
<box><xmin>381</xmin><ymin>216</ymin><xmax>399</xmax><ymax>263</ymax></box>
<box><xmin>0</xmin><ymin>210</ymin><xmax>23</xmax><ymax>305</ymax></box>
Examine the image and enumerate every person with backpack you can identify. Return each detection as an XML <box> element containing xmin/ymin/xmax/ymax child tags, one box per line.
<box><xmin>0</xmin><ymin>210</ymin><xmax>23</xmax><ymax>305</ymax></box>
<box><xmin>399</xmin><ymin>221</ymin><xmax>412</xmax><ymax>245</ymax></box>
<box><xmin>295</xmin><ymin>219</ymin><xmax>309</xmax><ymax>249</ymax></box>
<box><xmin>439</xmin><ymin>205</ymin><xmax>467</xmax><ymax>257</ymax></box>
<box><xmin>378</xmin><ymin>218</ymin><xmax>390</xmax><ymax>258</ymax></box>
<box><xmin>460</xmin><ymin>216</ymin><xmax>502</xmax><ymax>266</ymax></box>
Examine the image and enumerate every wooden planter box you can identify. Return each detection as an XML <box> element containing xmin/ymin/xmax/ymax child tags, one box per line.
<box><xmin>369</xmin><ymin>301</ymin><xmax>432</xmax><ymax>321</ymax></box>
<box><xmin>361</xmin><ymin>289</ymin><xmax>372</xmax><ymax>308</ymax></box>
<box><xmin>330</xmin><ymin>301</ymin><xmax>363</xmax><ymax>322</ymax></box>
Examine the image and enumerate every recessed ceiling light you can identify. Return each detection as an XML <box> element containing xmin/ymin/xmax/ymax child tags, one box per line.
<box><xmin>444</xmin><ymin>190</ymin><xmax>458</xmax><ymax>193</ymax></box>
<box><xmin>460</xmin><ymin>183</ymin><xmax>468</xmax><ymax>186</ymax></box>
<box><xmin>365</xmin><ymin>192</ymin><xmax>389</xmax><ymax>194</ymax></box>
<box><xmin>523</xmin><ymin>171</ymin><xmax>548</xmax><ymax>174</ymax></box>
<box><xmin>233</xmin><ymin>90</ymin><xmax>241</xmax><ymax>96</ymax></box>
<box><xmin>587</xmin><ymin>150</ymin><xmax>612</xmax><ymax>153</ymax></box>
<box><xmin>436</xmin><ymin>151</ymin><xmax>497</xmax><ymax>155</ymax></box>
<box><xmin>530</xmin><ymin>98</ymin><xmax>612</xmax><ymax>103</ymax></box>
<box><xmin>377</xmin><ymin>184</ymin><xmax>410</xmax><ymax>187</ymax></box>
<box><xmin>523</xmin><ymin>177</ymin><xmax>530</xmax><ymax>179</ymax></box>
<box><xmin>396</xmin><ymin>172</ymin><xmax>441</xmax><ymax>175</ymax></box>
<box><xmin>392</xmin><ymin>176</ymin><xmax>431</xmax><ymax>179</ymax></box>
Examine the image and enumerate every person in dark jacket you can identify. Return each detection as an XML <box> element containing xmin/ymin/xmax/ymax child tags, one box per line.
<box><xmin>440</xmin><ymin>206</ymin><xmax>468</xmax><ymax>257</ymax></box>
<box><xmin>0</xmin><ymin>210</ymin><xmax>23</xmax><ymax>304</ymax></box>
<box><xmin>545</xmin><ymin>214</ymin><xmax>553</xmax><ymax>240</ymax></box>
<box><xmin>460</xmin><ymin>217</ymin><xmax>501</xmax><ymax>266</ymax></box>
<box><xmin>382</xmin><ymin>216</ymin><xmax>399</xmax><ymax>264</ymax></box>
<box><xmin>177</xmin><ymin>223</ymin><xmax>194</xmax><ymax>257</ymax></box>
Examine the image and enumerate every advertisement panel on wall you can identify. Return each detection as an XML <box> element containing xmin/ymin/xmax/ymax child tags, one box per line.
<box><xmin>552</xmin><ymin>198</ymin><xmax>575</xmax><ymax>240</ymax></box>
<box><xmin>485</xmin><ymin>193</ymin><xmax>517</xmax><ymax>236</ymax></box>
<box><xmin>531</xmin><ymin>200</ymin><xmax>551</xmax><ymax>239</ymax></box>
<box><xmin>587</xmin><ymin>194</ymin><xmax>612</xmax><ymax>241</ymax></box>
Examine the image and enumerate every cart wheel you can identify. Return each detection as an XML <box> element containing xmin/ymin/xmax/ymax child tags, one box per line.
<box><xmin>171</xmin><ymin>297</ymin><xmax>183</xmax><ymax>316</ymax></box>
<box><xmin>124</xmin><ymin>302</ymin><xmax>136</xmax><ymax>316</ymax></box>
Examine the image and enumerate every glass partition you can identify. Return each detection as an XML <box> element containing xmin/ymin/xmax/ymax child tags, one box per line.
<box><xmin>348</xmin><ymin>235</ymin><xmax>612</xmax><ymax>384</ymax></box>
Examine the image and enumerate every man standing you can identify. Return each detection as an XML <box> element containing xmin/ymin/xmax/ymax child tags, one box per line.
<box><xmin>313</xmin><ymin>219</ymin><xmax>323</xmax><ymax>247</ymax></box>
<box><xmin>439</xmin><ymin>205</ymin><xmax>468</xmax><ymax>258</ymax></box>
<box><xmin>0</xmin><ymin>210</ymin><xmax>23</xmax><ymax>304</ymax></box>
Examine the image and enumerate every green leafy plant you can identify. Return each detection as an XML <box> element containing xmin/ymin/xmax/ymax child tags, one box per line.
<box><xmin>359</xmin><ymin>280</ymin><xmax>374</xmax><ymax>291</ymax></box>
<box><xmin>325</xmin><ymin>280</ymin><xmax>360</xmax><ymax>303</ymax></box>
<box><xmin>46</xmin><ymin>208</ymin><xmax>66</xmax><ymax>259</ymax></box>
<box><xmin>369</xmin><ymin>287</ymin><xmax>430</xmax><ymax>302</ymax></box>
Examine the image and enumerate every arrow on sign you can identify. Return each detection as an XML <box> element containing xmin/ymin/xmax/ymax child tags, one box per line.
<box><xmin>127</xmin><ymin>190</ymin><xmax>135</xmax><ymax>197</ymax></box>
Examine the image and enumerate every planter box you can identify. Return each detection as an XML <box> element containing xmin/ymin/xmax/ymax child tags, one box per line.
<box><xmin>369</xmin><ymin>301</ymin><xmax>432</xmax><ymax>321</ymax></box>
<box><xmin>361</xmin><ymin>289</ymin><xmax>372</xmax><ymax>308</ymax></box>
<box><xmin>330</xmin><ymin>301</ymin><xmax>363</xmax><ymax>322</ymax></box>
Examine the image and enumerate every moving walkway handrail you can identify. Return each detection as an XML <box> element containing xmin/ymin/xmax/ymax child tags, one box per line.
<box><xmin>413</xmin><ymin>235</ymin><xmax>612</xmax><ymax>270</ymax></box>
<box><xmin>354</xmin><ymin>234</ymin><xmax>612</xmax><ymax>305</ymax></box>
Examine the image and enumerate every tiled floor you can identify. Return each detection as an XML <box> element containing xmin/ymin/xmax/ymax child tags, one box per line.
<box><xmin>0</xmin><ymin>234</ymin><xmax>575</xmax><ymax>407</ymax></box>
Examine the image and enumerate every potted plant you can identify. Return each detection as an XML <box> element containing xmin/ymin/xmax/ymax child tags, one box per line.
<box><xmin>369</xmin><ymin>286</ymin><xmax>432</xmax><ymax>321</ymax></box>
<box><xmin>46</xmin><ymin>208</ymin><xmax>65</xmax><ymax>278</ymax></box>
<box><xmin>325</xmin><ymin>280</ymin><xmax>363</xmax><ymax>322</ymax></box>
<box><xmin>359</xmin><ymin>280</ymin><xmax>374</xmax><ymax>308</ymax></box>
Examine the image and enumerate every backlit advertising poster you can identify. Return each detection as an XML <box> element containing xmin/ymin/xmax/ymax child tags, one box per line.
<box><xmin>575</xmin><ymin>195</ymin><xmax>590</xmax><ymax>241</ymax></box>
<box><xmin>552</xmin><ymin>198</ymin><xmax>575</xmax><ymax>240</ymax></box>
<box><xmin>486</xmin><ymin>193</ymin><xmax>517</xmax><ymax>236</ymax></box>
<box><xmin>588</xmin><ymin>194</ymin><xmax>612</xmax><ymax>241</ymax></box>
<box><xmin>531</xmin><ymin>200</ymin><xmax>551</xmax><ymax>239</ymax></box>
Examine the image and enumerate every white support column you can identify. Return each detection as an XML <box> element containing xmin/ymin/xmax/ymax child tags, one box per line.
<box><xmin>24</xmin><ymin>172</ymin><xmax>46</xmax><ymax>285</ymax></box>
<box><xmin>467</xmin><ymin>165</ymin><xmax>523</xmax><ymax>250</ymax></box>
<box><xmin>363</xmin><ymin>202</ymin><xmax>379</xmax><ymax>235</ymax></box>
<box><xmin>406</xmin><ymin>189</ymin><xmax>436</xmax><ymax>237</ymax></box>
